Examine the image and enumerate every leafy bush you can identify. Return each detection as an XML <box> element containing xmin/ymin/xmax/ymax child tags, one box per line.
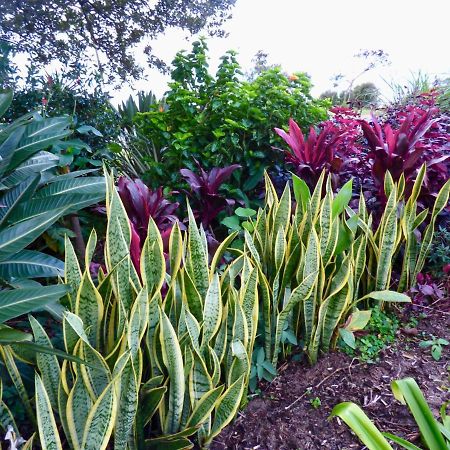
<box><xmin>0</xmin><ymin>171</ymin><xmax>259</xmax><ymax>448</ymax></box>
<box><xmin>340</xmin><ymin>306</ymin><xmax>399</xmax><ymax>363</ymax></box>
<box><xmin>131</xmin><ymin>39</ymin><xmax>329</xmax><ymax>195</ymax></box>
<box><xmin>244</xmin><ymin>166</ymin><xmax>449</xmax><ymax>365</ymax></box>
<box><xmin>331</xmin><ymin>377</ymin><xmax>450</xmax><ymax>449</ymax></box>
<box><xmin>0</xmin><ymin>89</ymin><xmax>105</xmax><ymax>322</ymax></box>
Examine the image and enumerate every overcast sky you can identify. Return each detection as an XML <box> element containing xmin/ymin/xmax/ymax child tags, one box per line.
<box><xmin>114</xmin><ymin>0</ymin><xmax>450</xmax><ymax>104</ymax></box>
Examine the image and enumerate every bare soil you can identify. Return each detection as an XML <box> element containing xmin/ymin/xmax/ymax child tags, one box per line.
<box><xmin>212</xmin><ymin>301</ymin><xmax>450</xmax><ymax>450</ymax></box>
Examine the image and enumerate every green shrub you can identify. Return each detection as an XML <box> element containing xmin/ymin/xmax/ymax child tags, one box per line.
<box><xmin>131</xmin><ymin>39</ymin><xmax>329</xmax><ymax>197</ymax></box>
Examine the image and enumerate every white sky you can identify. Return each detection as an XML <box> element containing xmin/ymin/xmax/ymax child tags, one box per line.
<box><xmin>115</xmin><ymin>0</ymin><xmax>450</xmax><ymax>104</ymax></box>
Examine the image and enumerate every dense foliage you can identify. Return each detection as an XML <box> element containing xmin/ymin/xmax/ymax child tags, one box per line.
<box><xmin>130</xmin><ymin>40</ymin><xmax>329</xmax><ymax>197</ymax></box>
<box><xmin>0</xmin><ymin>0</ymin><xmax>237</xmax><ymax>83</ymax></box>
<box><xmin>0</xmin><ymin>89</ymin><xmax>105</xmax><ymax>322</ymax></box>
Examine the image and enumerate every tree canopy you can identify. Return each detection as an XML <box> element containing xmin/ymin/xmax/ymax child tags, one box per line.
<box><xmin>0</xmin><ymin>0</ymin><xmax>236</xmax><ymax>84</ymax></box>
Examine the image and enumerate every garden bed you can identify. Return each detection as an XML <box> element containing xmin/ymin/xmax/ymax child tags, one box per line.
<box><xmin>212</xmin><ymin>301</ymin><xmax>450</xmax><ymax>450</ymax></box>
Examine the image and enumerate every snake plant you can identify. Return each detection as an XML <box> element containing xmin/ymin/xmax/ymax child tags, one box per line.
<box><xmin>244</xmin><ymin>167</ymin><xmax>449</xmax><ymax>365</ymax></box>
<box><xmin>4</xmin><ymin>170</ymin><xmax>258</xmax><ymax>449</ymax></box>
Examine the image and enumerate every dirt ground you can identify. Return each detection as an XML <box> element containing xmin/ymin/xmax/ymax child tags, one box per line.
<box><xmin>212</xmin><ymin>301</ymin><xmax>450</xmax><ymax>450</ymax></box>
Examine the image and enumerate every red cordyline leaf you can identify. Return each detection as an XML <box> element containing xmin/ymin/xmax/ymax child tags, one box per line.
<box><xmin>180</xmin><ymin>163</ymin><xmax>241</xmax><ymax>228</ymax></box>
<box><xmin>117</xmin><ymin>176</ymin><xmax>180</xmax><ymax>244</ymax></box>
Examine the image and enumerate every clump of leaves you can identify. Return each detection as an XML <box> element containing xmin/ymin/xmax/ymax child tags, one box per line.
<box><xmin>180</xmin><ymin>162</ymin><xmax>241</xmax><ymax>228</ymax></box>
<box><xmin>419</xmin><ymin>335</ymin><xmax>449</xmax><ymax>361</ymax></box>
<box><xmin>274</xmin><ymin>118</ymin><xmax>348</xmax><ymax>190</ymax></box>
<box><xmin>116</xmin><ymin>176</ymin><xmax>180</xmax><ymax>269</ymax></box>
<box><xmin>427</xmin><ymin>226</ymin><xmax>450</xmax><ymax>277</ymax></box>
<box><xmin>133</xmin><ymin>39</ymin><xmax>329</xmax><ymax>194</ymax></box>
<box><xmin>249</xmin><ymin>347</ymin><xmax>277</xmax><ymax>393</ymax></box>
<box><xmin>340</xmin><ymin>307</ymin><xmax>399</xmax><ymax>363</ymax></box>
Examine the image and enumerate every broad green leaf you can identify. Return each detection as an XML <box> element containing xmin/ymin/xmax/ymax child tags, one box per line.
<box><xmin>391</xmin><ymin>378</ymin><xmax>447</xmax><ymax>450</ymax></box>
<box><xmin>0</xmin><ymin>284</ymin><xmax>69</xmax><ymax>323</ymax></box>
<box><xmin>332</xmin><ymin>179</ymin><xmax>353</xmax><ymax>219</ymax></box>
<box><xmin>0</xmin><ymin>89</ymin><xmax>13</xmax><ymax>118</ymax></box>
<box><xmin>0</xmin><ymin>250</ymin><xmax>64</xmax><ymax>279</ymax></box>
<box><xmin>359</xmin><ymin>291</ymin><xmax>410</xmax><ymax>303</ymax></box>
<box><xmin>292</xmin><ymin>173</ymin><xmax>310</xmax><ymax>213</ymax></box>
<box><xmin>330</xmin><ymin>402</ymin><xmax>394</xmax><ymax>450</ymax></box>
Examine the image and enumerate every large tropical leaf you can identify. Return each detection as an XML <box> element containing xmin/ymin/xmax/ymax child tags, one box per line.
<box><xmin>0</xmin><ymin>285</ymin><xmax>69</xmax><ymax>323</ymax></box>
<box><xmin>0</xmin><ymin>250</ymin><xmax>64</xmax><ymax>279</ymax></box>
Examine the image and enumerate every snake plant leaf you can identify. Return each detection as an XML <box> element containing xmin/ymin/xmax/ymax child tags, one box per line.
<box><xmin>201</xmin><ymin>274</ymin><xmax>222</xmax><ymax>348</ymax></box>
<box><xmin>0</xmin><ymin>346</ymin><xmax>35</xmax><ymax>424</ymax></box>
<box><xmin>182</xmin><ymin>269</ymin><xmax>203</xmax><ymax>322</ymax></box>
<box><xmin>185</xmin><ymin>385</ymin><xmax>224</xmax><ymax>429</ymax></box>
<box><xmin>391</xmin><ymin>378</ymin><xmax>447</xmax><ymax>450</ymax></box>
<box><xmin>186</xmin><ymin>202</ymin><xmax>209</xmax><ymax>300</ymax></box>
<box><xmin>75</xmin><ymin>271</ymin><xmax>104</xmax><ymax>348</ymax></box>
<box><xmin>0</xmin><ymin>378</ymin><xmax>19</xmax><ymax>433</ymax></box>
<box><xmin>273</xmin><ymin>272</ymin><xmax>317</xmax><ymax>366</ymax></box>
<box><xmin>64</xmin><ymin>235</ymin><xmax>82</xmax><ymax>302</ymax></box>
<box><xmin>375</xmin><ymin>189</ymin><xmax>398</xmax><ymax>290</ymax></box>
<box><xmin>0</xmin><ymin>250</ymin><xmax>64</xmax><ymax>279</ymax></box>
<box><xmin>80</xmin><ymin>378</ymin><xmax>117</xmax><ymax>450</ymax></box>
<box><xmin>274</xmin><ymin>184</ymin><xmax>291</xmax><ymax>234</ymax></box>
<box><xmin>35</xmin><ymin>374</ymin><xmax>63</xmax><ymax>450</ymax></box>
<box><xmin>84</xmin><ymin>228</ymin><xmax>97</xmax><ymax>269</ymax></box>
<box><xmin>113</xmin><ymin>352</ymin><xmax>140</xmax><ymax>450</ymax></box>
<box><xmin>29</xmin><ymin>315</ymin><xmax>61</xmax><ymax>410</ymax></box>
<box><xmin>139</xmin><ymin>386</ymin><xmax>167</xmax><ymax>427</ymax></box>
<box><xmin>189</xmin><ymin>352</ymin><xmax>213</xmax><ymax>407</ymax></box>
<box><xmin>205</xmin><ymin>374</ymin><xmax>246</xmax><ymax>446</ymax></box>
<box><xmin>330</xmin><ymin>402</ymin><xmax>393</xmax><ymax>450</ymax></box>
<box><xmin>141</xmin><ymin>223</ymin><xmax>165</xmax><ymax>294</ymax></box>
<box><xmin>169</xmin><ymin>221</ymin><xmax>183</xmax><ymax>278</ymax></box>
<box><xmin>67</xmin><ymin>377</ymin><xmax>94</xmax><ymax>449</ymax></box>
<box><xmin>0</xmin><ymin>284</ymin><xmax>69</xmax><ymax>323</ymax></box>
<box><xmin>210</xmin><ymin>230</ymin><xmax>238</xmax><ymax>276</ymax></box>
<box><xmin>160</xmin><ymin>309</ymin><xmax>185</xmax><ymax>434</ymax></box>
<box><xmin>21</xmin><ymin>434</ymin><xmax>36</xmax><ymax>450</ymax></box>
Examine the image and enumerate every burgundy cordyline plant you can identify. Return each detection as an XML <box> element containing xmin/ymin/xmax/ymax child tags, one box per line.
<box><xmin>117</xmin><ymin>177</ymin><xmax>180</xmax><ymax>271</ymax></box>
<box><xmin>180</xmin><ymin>161</ymin><xmax>241</xmax><ymax>229</ymax></box>
<box><xmin>274</xmin><ymin>118</ymin><xmax>351</xmax><ymax>190</ymax></box>
<box><xmin>360</xmin><ymin>107</ymin><xmax>450</xmax><ymax>205</ymax></box>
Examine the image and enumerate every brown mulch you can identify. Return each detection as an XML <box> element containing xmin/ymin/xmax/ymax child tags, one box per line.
<box><xmin>212</xmin><ymin>302</ymin><xmax>450</xmax><ymax>450</ymax></box>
